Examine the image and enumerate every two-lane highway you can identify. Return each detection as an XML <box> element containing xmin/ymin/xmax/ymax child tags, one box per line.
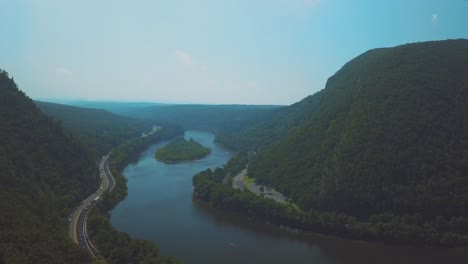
<box><xmin>69</xmin><ymin>153</ymin><xmax>115</xmax><ymax>256</ymax></box>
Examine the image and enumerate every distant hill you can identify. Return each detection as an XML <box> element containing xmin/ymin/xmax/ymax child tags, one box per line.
<box><xmin>226</xmin><ymin>39</ymin><xmax>468</xmax><ymax>224</ymax></box>
<box><xmin>58</xmin><ymin>100</ymin><xmax>162</xmax><ymax>115</ymax></box>
<box><xmin>215</xmin><ymin>94</ymin><xmax>323</xmax><ymax>150</ymax></box>
<box><xmin>36</xmin><ymin>101</ymin><xmax>152</xmax><ymax>155</ymax></box>
<box><xmin>66</xmin><ymin>101</ymin><xmax>283</xmax><ymax>133</ymax></box>
<box><xmin>125</xmin><ymin>104</ymin><xmax>283</xmax><ymax>133</ymax></box>
<box><xmin>0</xmin><ymin>70</ymin><xmax>97</xmax><ymax>263</ymax></box>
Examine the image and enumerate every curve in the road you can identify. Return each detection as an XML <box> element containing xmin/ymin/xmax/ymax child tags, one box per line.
<box><xmin>69</xmin><ymin>153</ymin><xmax>115</xmax><ymax>257</ymax></box>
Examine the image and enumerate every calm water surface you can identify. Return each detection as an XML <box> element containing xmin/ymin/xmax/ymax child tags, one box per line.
<box><xmin>111</xmin><ymin>131</ymin><xmax>468</xmax><ymax>264</ymax></box>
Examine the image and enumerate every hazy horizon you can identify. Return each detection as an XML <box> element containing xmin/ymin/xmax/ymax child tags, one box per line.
<box><xmin>1</xmin><ymin>0</ymin><xmax>467</xmax><ymax>105</ymax></box>
<box><xmin>36</xmin><ymin>97</ymin><xmax>286</xmax><ymax>106</ymax></box>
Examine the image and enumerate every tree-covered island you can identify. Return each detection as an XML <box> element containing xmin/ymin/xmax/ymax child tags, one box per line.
<box><xmin>155</xmin><ymin>137</ymin><xmax>211</xmax><ymax>163</ymax></box>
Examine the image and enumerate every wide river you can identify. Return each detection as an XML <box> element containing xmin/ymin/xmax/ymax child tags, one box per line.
<box><xmin>111</xmin><ymin>131</ymin><xmax>468</xmax><ymax>264</ymax></box>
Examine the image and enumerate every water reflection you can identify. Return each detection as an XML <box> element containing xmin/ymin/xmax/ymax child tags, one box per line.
<box><xmin>111</xmin><ymin>131</ymin><xmax>468</xmax><ymax>264</ymax></box>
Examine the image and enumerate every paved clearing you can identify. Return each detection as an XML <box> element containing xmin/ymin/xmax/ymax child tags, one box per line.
<box><xmin>232</xmin><ymin>169</ymin><xmax>247</xmax><ymax>191</ymax></box>
<box><xmin>232</xmin><ymin>169</ymin><xmax>287</xmax><ymax>203</ymax></box>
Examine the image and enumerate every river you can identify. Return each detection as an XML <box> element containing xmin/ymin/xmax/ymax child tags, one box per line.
<box><xmin>110</xmin><ymin>131</ymin><xmax>468</xmax><ymax>264</ymax></box>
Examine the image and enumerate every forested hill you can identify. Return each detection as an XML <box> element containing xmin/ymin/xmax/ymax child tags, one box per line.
<box><xmin>243</xmin><ymin>40</ymin><xmax>468</xmax><ymax>221</ymax></box>
<box><xmin>0</xmin><ymin>70</ymin><xmax>98</xmax><ymax>263</ymax></box>
<box><xmin>155</xmin><ymin>137</ymin><xmax>211</xmax><ymax>163</ymax></box>
<box><xmin>36</xmin><ymin>101</ymin><xmax>152</xmax><ymax>156</ymax></box>
<box><xmin>215</xmin><ymin>94</ymin><xmax>324</xmax><ymax>150</ymax></box>
<box><xmin>104</xmin><ymin>103</ymin><xmax>282</xmax><ymax>133</ymax></box>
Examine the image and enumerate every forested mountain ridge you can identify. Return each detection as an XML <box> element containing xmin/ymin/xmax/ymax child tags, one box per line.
<box><xmin>107</xmin><ymin>103</ymin><xmax>282</xmax><ymax>133</ymax></box>
<box><xmin>0</xmin><ymin>70</ymin><xmax>98</xmax><ymax>263</ymax></box>
<box><xmin>36</xmin><ymin>101</ymin><xmax>152</xmax><ymax>156</ymax></box>
<box><xmin>242</xmin><ymin>39</ymin><xmax>468</xmax><ymax>222</ymax></box>
<box><xmin>215</xmin><ymin>93</ymin><xmax>324</xmax><ymax>150</ymax></box>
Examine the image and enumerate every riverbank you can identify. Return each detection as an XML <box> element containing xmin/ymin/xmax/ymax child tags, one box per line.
<box><xmin>86</xmin><ymin>125</ymin><xmax>183</xmax><ymax>264</ymax></box>
<box><xmin>232</xmin><ymin>168</ymin><xmax>288</xmax><ymax>204</ymax></box>
<box><xmin>193</xmin><ymin>152</ymin><xmax>468</xmax><ymax>248</ymax></box>
<box><xmin>109</xmin><ymin>131</ymin><xmax>468</xmax><ymax>264</ymax></box>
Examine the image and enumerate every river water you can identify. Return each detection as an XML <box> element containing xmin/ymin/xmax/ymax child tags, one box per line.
<box><xmin>110</xmin><ymin>131</ymin><xmax>468</xmax><ymax>264</ymax></box>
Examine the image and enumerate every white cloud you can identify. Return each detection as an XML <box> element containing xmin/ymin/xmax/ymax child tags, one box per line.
<box><xmin>175</xmin><ymin>50</ymin><xmax>193</xmax><ymax>65</ymax></box>
<box><xmin>56</xmin><ymin>67</ymin><xmax>72</xmax><ymax>76</ymax></box>
<box><xmin>304</xmin><ymin>0</ymin><xmax>321</xmax><ymax>7</ymax></box>
<box><xmin>432</xmin><ymin>14</ymin><xmax>439</xmax><ymax>24</ymax></box>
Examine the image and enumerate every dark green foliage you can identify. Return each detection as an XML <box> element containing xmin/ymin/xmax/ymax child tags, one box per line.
<box><xmin>116</xmin><ymin>104</ymin><xmax>281</xmax><ymax>133</ymax></box>
<box><xmin>248</xmin><ymin>40</ymin><xmax>468</xmax><ymax>220</ymax></box>
<box><xmin>213</xmin><ymin>40</ymin><xmax>468</xmax><ymax>245</ymax></box>
<box><xmin>104</xmin><ymin>125</ymin><xmax>183</xmax><ymax>207</ymax></box>
<box><xmin>215</xmin><ymin>94</ymin><xmax>324</xmax><ymax>151</ymax></box>
<box><xmin>0</xmin><ymin>70</ymin><xmax>97</xmax><ymax>263</ymax></box>
<box><xmin>224</xmin><ymin>152</ymin><xmax>249</xmax><ymax>176</ymax></box>
<box><xmin>88</xmin><ymin>127</ymin><xmax>183</xmax><ymax>264</ymax></box>
<box><xmin>0</xmin><ymin>71</ymin><xmax>182</xmax><ymax>263</ymax></box>
<box><xmin>155</xmin><ymin>137</ymin><xmax>211</xmax><ymax>162</ymax></box>
<box><xmin>193</xmin><ymin>168</ymin><xmax>468</xmax><ymax>247</ymax></box>
<box><xmin>110</xmin><ymin>125</ymin><xmax>184</xmax><ymax>172</ymax></box>
<box><xmin>87</xmin><ymin>209</ymin><xmax>180</xmax><ymax>264</ymax></box>
<box><xmin>36</xmin><ymin>101</ymin><xmax>153</xmax><ymax>156</ymax></box>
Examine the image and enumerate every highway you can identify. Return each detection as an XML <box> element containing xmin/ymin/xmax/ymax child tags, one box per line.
<box><xmin>69</xmin><ymin>153</ymin><xmax>115</xmax><ymax>257</ymax></box>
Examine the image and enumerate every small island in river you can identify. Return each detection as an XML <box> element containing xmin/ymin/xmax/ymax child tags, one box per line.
<box><xmin>155</xmin><ymin>137</ymin><xmax>211</xmax><ymax>163</ymax></box>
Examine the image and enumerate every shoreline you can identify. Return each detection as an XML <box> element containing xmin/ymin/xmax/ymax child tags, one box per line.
<box><xmin>154</xmin><ymin>152</ymin><xmax>210</xmax><ymax>164</ymax></box>
<box><xmin>191</xmin><ymin>195</ymin><xmax>468</xmax><ymax>250</ymax></box>
<box><xmin>86</xmin><ymin>126</ymin><xmax>184</xmax><ymax>263</ymax></box>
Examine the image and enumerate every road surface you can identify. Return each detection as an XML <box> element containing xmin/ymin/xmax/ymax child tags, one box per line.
<box><xmin>69</xmin><ymin>153</ymin><xmax>115</xmax><ymax>257</ymax></box>
<box><xmin>232</xmin><ymin>169</ymin><xmax>287</xmax><ymax>203</ymax></box>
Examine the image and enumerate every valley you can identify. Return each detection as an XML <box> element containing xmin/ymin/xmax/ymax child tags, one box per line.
<box><xmin>4</xmin><ymin>0</ymin><xmax>468</xmax><ymax>260</ymax></box>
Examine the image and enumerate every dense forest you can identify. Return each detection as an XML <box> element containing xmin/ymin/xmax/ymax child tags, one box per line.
<box><xmin>3</xmin><ymin>37</ymin><xmax>468</xmax><ymax>263</ymax></box>
<box><xmin>193</xmin><ymin>155</ymin><xmax>468</xmax><ymax>247</ymax></box>
<box><xmin>0</xmin><ymin>69</ymin><xmax>184</xmax><ymax>263</ymax></box>
<box><xmin>155</xmin><ymin>137</ymin><xmax>211</xmax><ymax>162</ymax></box>
<box><xmin>212</xmin><ymin>39</ymin><xmax>468</xmax><ymax>245</ymax></box>
<box><xmin>74</xmin><ymin>102</ymin><xmax>282</xmax><ymax>134</ymax></box>
<box><xmin>87</xmin><ymin>126</ymin><xmax>183</xmax><ymax>264</ymax></box>
<box><xmin>0</xmin><ymin>70</ymin><xmax>98</xmax><ymax>263</ymax></box>
<box><xmin>36</xmin><ymin>101</ymin><xmax>153</xmax><ymax>156</ymax></box>
<box><xmin>215</xmin><ymin>94</ymin><xmax>324</xmax><ymax>151</ymax></box>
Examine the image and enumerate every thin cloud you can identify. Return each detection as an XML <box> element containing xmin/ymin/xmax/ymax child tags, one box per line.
<box><xmin>56</xmin><ymin>67</ymin><xmax>72</xmax><ymax>76</ymax></box>
<box><xmin>175</xmin><ymin>50</ymin><xmax>193</xmax><ymax>65</ymax></box>
<box><xmin>432</xmin><ymin>14</ymin><xmax>439</xmax><ymax>24</ymax></box>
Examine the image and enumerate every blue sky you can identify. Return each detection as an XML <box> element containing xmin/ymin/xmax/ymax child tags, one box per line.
<box><xmin>0</xmin><ymin>0</ymin><xmax>467</xmax><ymax>105</ymax></box>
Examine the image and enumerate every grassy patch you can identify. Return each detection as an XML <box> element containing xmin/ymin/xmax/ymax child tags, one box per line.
<box><xmin>242</xmin><ymin>174</ymin><xmax>256</xmax><ymax>191</ymax></box>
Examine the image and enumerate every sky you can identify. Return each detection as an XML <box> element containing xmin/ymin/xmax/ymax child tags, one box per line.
<box><xmin>0</xmin><ymin>0</ymin><xmax>467</xmax><ymax>105</ymax></box>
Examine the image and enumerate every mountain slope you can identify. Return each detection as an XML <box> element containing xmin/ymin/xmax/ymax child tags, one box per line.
<box><xmin>36</xmin><ymin>101</ymin><xmax>152</xmax><ymax>155</ymax></box>
<box><xmin>245</xmin><ymin>39</ymin><xmax>468</xmax><ymax>221</ymax></box>
<box><xmin>215</xmin><ymin>93</ymin><xmax>324</xmax><ymax>150</ymax></box>
<box><xmin>106</xmin><ymin>104</ymin><xmax>282</xmax><ymax>133</ymax></box>
<box><xmin>0</xmin><ymin>71</ymin><xmax>98</xmax><ymax>263</ymax></box>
